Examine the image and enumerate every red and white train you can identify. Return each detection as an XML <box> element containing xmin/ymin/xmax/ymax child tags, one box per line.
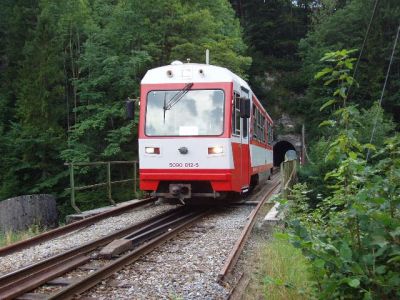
<box><xmin>136</xmin><ymin>61</ymin><xmax>273</xmax><ymax>202</ymax></box>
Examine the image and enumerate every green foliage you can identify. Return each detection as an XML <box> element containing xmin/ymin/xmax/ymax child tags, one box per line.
<box><xmin>0</xmin><ymin>224</ymin><xmax>43</xmax><ymax>247</ymax></box>
<box><xmin>62</xmin><ymin>0</ymin><xmax>251</xmax><ymax>165</ymax></box>
<box><xmin>232</xmin><ymin>0</ymin><xmax>310</xmax><ymax>119</ymax></box>
<box><xmin>300</xmin><ymin>0</ymin><xmax>400</xmax><ymax>138</ymax></box>
<box><xmin>281</xmin><ymin>51</ymin><xmax>400</xmax><ymax>299</ymax></box>
<box><xmin>0</xmin><ymin>1</ymin><xmax>250</xmax><ymax>208</ymax></box>
<box><xmin>261</xmin><ymin>235</ymin><xmax>317</xmax><ymax>300</ymax></box>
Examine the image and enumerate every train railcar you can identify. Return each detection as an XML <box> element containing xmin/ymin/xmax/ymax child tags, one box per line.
<box><xmin>137</xmin><ymin>61</ymin><xmax>273</xmax><ymax>202</ymax></box>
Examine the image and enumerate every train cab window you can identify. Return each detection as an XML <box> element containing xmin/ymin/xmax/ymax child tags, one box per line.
<box><xmin>145</xmin><ymin>89</ymin><xmax>225</xmax><ymax>136</ymax></box>
<box><xmin>232</xmin><ymin>92</ymin><xmax>241</xmax><ymax>136</ymax></box>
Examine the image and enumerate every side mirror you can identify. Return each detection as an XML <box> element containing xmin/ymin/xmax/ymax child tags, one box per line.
<box><xmin>125</xmin><ymin>99</ymin><xmax>135</xmax><ymax>120</ymax></box>
<box><xmin>240</xmin><ymin>97</ymin><xmax>250</xmax><ymax>118</ymax></box>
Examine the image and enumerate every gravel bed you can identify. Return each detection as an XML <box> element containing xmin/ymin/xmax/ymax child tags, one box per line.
<box><xmin>0</xmin><ymin>202</ymin><xmax>177</xmax><ymax>276</ymax></box>
<box><xmin>85</xmin><ymin>205</ymin><xmax>254</xmax><ymax>300</ymax></box>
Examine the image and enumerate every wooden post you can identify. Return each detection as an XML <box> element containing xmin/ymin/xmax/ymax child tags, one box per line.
<box><xmin>107</xmin><ymin>162</ymin><xmax>116</xmax><ymax>205</ymax></box>
<box><xmin>69</xmin><ymin>163</ymin><xmax>81</xmax><ymax>213</ymax></box>
<box><xmin>281</xmin><ymin>160</ymin><xmax>297</xmax><ymax>199</ymax></box>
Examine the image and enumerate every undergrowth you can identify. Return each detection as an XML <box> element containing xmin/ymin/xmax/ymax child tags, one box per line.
<box><xmin>279</xmin><ymin>50</ymin><xmax>400</xmax><ymax>299</ymax></box>
<box><xmin>0</xmin><ymin>224</ymin><xmax>43</xmax><ymax>247</ymax></box>
<box><xmin>245</xmin><ymin>234</ymin><xmax>316</xmax><ymax>300</ymax></box>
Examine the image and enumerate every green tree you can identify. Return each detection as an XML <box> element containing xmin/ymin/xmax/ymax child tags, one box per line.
<box><xmin>300</xmin><ymin>0</ymin><xmax>400</xmax><ymax>139</ymax></box>
<box><xmin>63</xmin><ymin>0</ymin><xmax>251</xmax><ymax>164</ymax></box>
<box><xmin>230</xmin><ymin>0</ymin><xmax>312</xmax><ymax>121</ymax></box>
<box><xmin>0</xmin><ymin>0</ymin><xmax>249</xmax><ymax>208</ymax></box>
<box><xmin>283</xmin><ymin>50</ymin><xmax>400</xmax><ymax>299</ymax></box>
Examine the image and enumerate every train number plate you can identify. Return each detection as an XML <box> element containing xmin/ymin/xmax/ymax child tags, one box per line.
<box><xmin>168</xmin><ymin>162</ymin><xmax>199</xmax><ymax>168</ymax></box>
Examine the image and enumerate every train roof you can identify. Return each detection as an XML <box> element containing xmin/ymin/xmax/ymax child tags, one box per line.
<box><xmin>141</xmin><ymin>62</ymin><xmax>251</xmax><ymax>90</ymax></box>
<box><xmin>141</xmin><ymin>61</ymin><xmax>272</xmax><ymax>123</ymax></box>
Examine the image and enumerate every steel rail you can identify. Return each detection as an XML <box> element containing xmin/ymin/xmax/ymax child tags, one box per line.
<box><xmin>0</xmin><ymin>255</ymin><xmax>90</xmax><ymax>299</ymax></box>
<box><xmin>226</xmin><ymin>272</ymin><xmax>251</xmax><ymax>300</ymax></box>
<box><xmin>217</xmin><ymin>177</ymin><xmax>281</xmax><ymax>284</ymax></box>
<box><xmin>0</xmin><ymin>197</ymin><xmax>155</xmax><ymax>257</ymax></box>
<box><xmin>0</xmin><ymin>207</ymin><xmax>188</xmax><ymax>299</ymax></box>
<box><xmin>48</xmin><ymin>209</ymin><xmax>208</xmax><ymax>300</ymax></box>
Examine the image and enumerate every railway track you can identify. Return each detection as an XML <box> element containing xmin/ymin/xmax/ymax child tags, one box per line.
<box><xmin>81</xmin><ymin>176</ymin><xmax>281</xmax><ymax>299</ymax></box>
<box><xmin>0</xmin><ymin>197</ymin><xmax>157</xmax><ymax>257</ymax></box>
<box><xmin>220</xmin><ymin>176</ymin><xmax>281</xmax><ymax>299</ymax></box>
<box><xmin>0</xmin><ymin>207</ymin><xmax>208</xmax><ymax>300</ymax></box>
<box><xmin>1</xmin><ymin>175</ymin><xmax>280</xmax><ymax>299</ymax></box>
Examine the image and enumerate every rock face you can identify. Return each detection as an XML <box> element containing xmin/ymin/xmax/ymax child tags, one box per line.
<box><xmin>276</xmin><ymin>113</ymin><xmax>296</xmax><ymax>131</ymax></box>
<box><xmin>0</xmin><ymin>194</ymin><xmax>58</xmax><ymax>232</ymax></box>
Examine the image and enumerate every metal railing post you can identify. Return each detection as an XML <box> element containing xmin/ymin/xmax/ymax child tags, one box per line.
<box><xmin>66</xmin><ymin>160</ymin><xmax>138</xmax><ymax>211</ymax></box>
<box><xmin>69</xmin><ymin>163</ymin><xmax>81</xmax><ymax>213</ymax></box>
<box><xmin>107</xmin><ymin>162</ymin><xmax>116</xmax><ymax>205</ymax></box>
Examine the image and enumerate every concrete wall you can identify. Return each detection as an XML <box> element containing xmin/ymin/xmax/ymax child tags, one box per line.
<box><xmin>0</xmin><ymin>194</ymin><xmax>58</xmax><ymax>232</ymax></box>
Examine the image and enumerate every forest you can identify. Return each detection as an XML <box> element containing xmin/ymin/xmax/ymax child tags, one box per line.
<box><xmin>0</xmin><ymin>0</ymin><xmax>399</xmax><ymax>298</ymax></box>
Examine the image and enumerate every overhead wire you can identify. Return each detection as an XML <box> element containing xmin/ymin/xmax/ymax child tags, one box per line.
<box><xmin>348</xmin><ymin>0</ymin><xmax>380</xmax><ymax>97</ymax></box>
<box><xmin>366</xmin><ymin>23</ymin><xmax>400</xmax><ymax>161</ymax></box>
<box><xmin>305</xmin><ymin>0</ymin><xmax>380</xmax><ymax>165</ymax></box>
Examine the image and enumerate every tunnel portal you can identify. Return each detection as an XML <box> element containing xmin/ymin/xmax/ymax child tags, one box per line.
<box><xmin>273</xmin><ymin>140</ymin><xmax>296</xmax><ymax>167</ymax></box>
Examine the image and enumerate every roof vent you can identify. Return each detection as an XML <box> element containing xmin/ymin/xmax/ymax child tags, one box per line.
<box><xmin>171</xmin><ymin>60</ymin><xmax>183</xmax><ymax>65</ymax></box>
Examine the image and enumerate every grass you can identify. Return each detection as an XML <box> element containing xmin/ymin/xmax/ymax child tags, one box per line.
<box><xmin>244</xmin><ymin>233</ymin><xmax>316</xmax><ymax>300</ymax></box>
<box><xmin>0</xmin><ymin>224</ymin><xmax>43</xmax><ymax>247</ymax></box>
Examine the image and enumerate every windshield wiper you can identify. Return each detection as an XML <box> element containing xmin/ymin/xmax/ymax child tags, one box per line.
<box><xmin>163</xmin><ymin>82</ymin><xmax>194</xmax><ymax>111</ymax></box>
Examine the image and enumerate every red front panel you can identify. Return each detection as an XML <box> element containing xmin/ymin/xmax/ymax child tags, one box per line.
<box><xmin>140</xmin><ymin>169</ymin><xmax>235</xmax><ymax>191</ymax></box>
<box><xmin>138</xmin><ymin>81</ymin><xmax>272</xmax><ymax>194</ymax></box>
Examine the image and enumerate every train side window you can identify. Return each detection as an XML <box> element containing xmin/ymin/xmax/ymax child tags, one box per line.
<box><xmin>255</xmin><ymin>109</ymin><xmax>264</xmax><ymax>143</ymax></box>
<box><xmin>268</xmin><ymin>122</ymin><xmax>273</xmax><ymax>145</ymax></box>
<box><xmin>271</xmin><ymin>126</ymin><xmax>274</xmax><ymax>144</ymax></box>
<box><xmin>257</xmin><ymin>110</ymin><xmax>260</xmax><ymax>139</ymax></box>
<box><xmin>254</xmin><ymin>109</ymin><xmax>258</xmax><ymax>139</ymax></box>
<box><xmin>261</xmin><ymin>116</ymin><xmax>265</xmax><ymax>143</ymax></box>
<box><xmin>252</xmin><ymin>105</ymin><xmax>257</xmax><ymax>138</ymax></box>
<box><xmin>232</xmin><ymin>92</ymin><xmax>241</xmax><ymax>135</ymax></box>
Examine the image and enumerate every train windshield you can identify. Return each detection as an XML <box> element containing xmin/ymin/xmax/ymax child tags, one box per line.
<box><xmin>145</xmin><ymin>89</ymin><xmax>224</xmax><ymax>136</ymax></box>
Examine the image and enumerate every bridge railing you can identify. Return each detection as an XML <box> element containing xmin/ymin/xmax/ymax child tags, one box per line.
<box><xmin>64</xmin><ymin>161</ymin><xmax>138</xmax><ymax>213</ymax></box>
<box><xmin>280</xmin><ymin>159</ymin><xmax>298</xmax><ymax>199</ymax></box>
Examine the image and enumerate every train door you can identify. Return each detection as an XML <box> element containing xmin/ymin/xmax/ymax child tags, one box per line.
<box><xmin>240</xmin><ymin>87</ymin><xmax>250</xmax><ymax>190</ymax></box>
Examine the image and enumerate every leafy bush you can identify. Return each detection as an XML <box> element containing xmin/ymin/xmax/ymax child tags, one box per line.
<box><xmin>281</xmin><ymin>50</ymin><xmax>400</xmax><ymax>299</ymax></box>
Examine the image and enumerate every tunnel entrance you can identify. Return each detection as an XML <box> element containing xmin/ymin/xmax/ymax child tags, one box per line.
<box><xmin>273</xmin><ymin>140</ymin><xmax>296</xmax><ymax>167</ymax></box>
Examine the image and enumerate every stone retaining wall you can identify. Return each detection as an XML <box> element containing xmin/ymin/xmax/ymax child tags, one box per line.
<box><xmin>0</xmin><ymin>194</ymin><xmax>58</xmax><ymax>232</ymax></box>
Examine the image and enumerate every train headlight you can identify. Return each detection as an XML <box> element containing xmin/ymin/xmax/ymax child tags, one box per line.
<box><xmin>208</xmin><ymin>146</ymin><xmax>223</xmax><ymax>155</ymax></box>
<box><xmin>145</xmin><ymin>147</ymin><xmax>160</xmax><ymax>154</ymax></box>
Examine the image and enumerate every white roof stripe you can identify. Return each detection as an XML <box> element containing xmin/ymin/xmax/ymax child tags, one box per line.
<box><xmin>141</xmin><ymin>63</ymin><xmax>251</xmax><ymax>91</ymax></box>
